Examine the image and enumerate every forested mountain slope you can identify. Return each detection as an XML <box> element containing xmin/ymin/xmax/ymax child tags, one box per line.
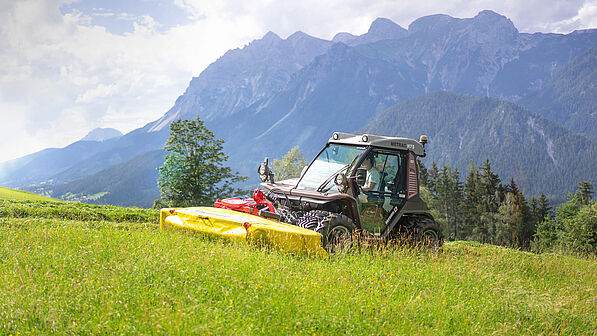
<box><xmin>364</xmin><ymin>91</ymin><xmax>597</xmax><ymax>201</ymax></box>
<box><xmin>520</xmin><ymin>44</ymin><xmax>597</xmax><ymax>139</ymax></box>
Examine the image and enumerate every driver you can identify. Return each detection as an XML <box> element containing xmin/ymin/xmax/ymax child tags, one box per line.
<box><xmin>360</xmin><ymin>155</ymin><xmax>380</xmax><ymax>191</ymax></box>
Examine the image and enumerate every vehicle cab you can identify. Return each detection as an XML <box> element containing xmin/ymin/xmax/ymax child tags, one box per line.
<box><xmin>258</xmin><ymin>132</ymin><xmax>432</xmax><ymax>239</ymax></box>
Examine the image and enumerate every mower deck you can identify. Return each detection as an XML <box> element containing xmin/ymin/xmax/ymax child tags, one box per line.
<box><xmin>160</xmin><ymin>206</ymin><xmax>327</xmax><ymax>256</ymax></box>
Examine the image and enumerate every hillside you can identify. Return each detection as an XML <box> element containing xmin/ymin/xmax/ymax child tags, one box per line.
<box><xmin>0</xmin><ymin>128</ymin><xmax>169</xmax><ymax>188</ymax></box>
<box><xmin>0</xmin><ymin>187</ymin><xmax>58</xmax><ymax>202</ymax></box>
<box><xmin>50</xmin><ymin>150</ymin><xmax>165</xmax><ymax>208</ymax></box>
<box><xmin>520</xmin><ymin>44</ymin><xmax>597</xmax><ymax>139</ymax></box>
<box><xmin>363</xmin><ymin>91</ymin><xmax>597</xmax><ymax>202</ymax></box>
<box><xmin>1</xmin><ymin>200</ymin><xmax>595</xmax><ymax>334</ymax></box>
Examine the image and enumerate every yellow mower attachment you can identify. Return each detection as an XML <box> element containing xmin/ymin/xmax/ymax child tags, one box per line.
<box><xmin>160</xmin><ymin>207</ymin><xmax>327</xmax><ymax>256</ymax></box>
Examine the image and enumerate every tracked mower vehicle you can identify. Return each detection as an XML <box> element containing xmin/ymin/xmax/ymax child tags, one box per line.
<box><xmin>257</xmin><ymin>132</ymin><xmax>442</xmax><ymax>248</ymax></box>
<box><xmin>160</xmin><ymin>132</ymin><xmax>441</xmax><ymax>255</ymax></box>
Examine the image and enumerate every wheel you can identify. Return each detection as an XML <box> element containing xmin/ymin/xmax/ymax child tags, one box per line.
<box><xmin>414</xmin><ymin>217</ymin><xmax>443</xmax><ymax>249</ymax></box>
<box><xmin>317</xmin><ymin>213</ymin><xmax>356</xmax><ymax>252</ymax></box>
<box><xmin>392</xmin><ymin>216</ymin><xmax>443</xmax><ymax>249</ymax></box>
<box><xmin>297</xmin><ymin>211</ymin><xmax>356</xmax><ymax>252</ymax></box>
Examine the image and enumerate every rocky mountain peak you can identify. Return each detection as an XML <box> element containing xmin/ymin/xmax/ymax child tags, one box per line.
<box><xmin>332</xmin><ymin>32</ymin><xmax>357</xmax><ymax>43</ymax></box>
<box><xmin>472</xmin><ymin>10</ymin><xmax>518</xmax><ymax>35</ymax></box>
<box><xmin>331</xmin><ymin>17</ymin><xmax>407</xmax><ymax>46</ymax></box>
<box><xmin>262</xmin><ymin>31</ymin><xmax>281</xmax><ymax>42</ymax></box>
<box><xmin>81</xmin><ymin>128</ymin><xmax>122</xmax><ymax>142</ymax></box>
<box><xmin>247</xmin><ymin>31</ymin><xmax>283</xmax><ymax>49</ymax></box>
<box><xmin>407</xmin><ymin>11</ymin><xmax>518</xmax><ymax>43</ymax></box>
<box><xmin>287</xmin><ymin>31</ymin><xmax>308</xmax><ymax>41</ymax></box>
<box><xmin>367</xmin><ymin>17</ymin><xmax>407</xmax><ymax>38</ymax></box>
<box><xmin>286</xmin><ymin>30</ymin><xmax>329</xmax><ymax>48</ymax></box>
<box><xmin>407</xmin><ymin>14</ymin><xmax>456</xmax><ymax>34</ymax></box>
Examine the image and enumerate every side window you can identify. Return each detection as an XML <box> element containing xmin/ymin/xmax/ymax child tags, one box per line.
<box><xmin>366</xmin><ymin>152</ymin><xmax>401</xmax><ymax>194</ymax></box>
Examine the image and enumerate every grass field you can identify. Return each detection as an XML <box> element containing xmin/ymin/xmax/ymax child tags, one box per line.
<box><xmin>0</xmin><ymin>187</ymin><xmax>58</xmax><ymax>202</ymax></box>
<box><xmin>0</xmin><ymin>200</ymin><xmax>596</xmax><ymax>335</ymax></box>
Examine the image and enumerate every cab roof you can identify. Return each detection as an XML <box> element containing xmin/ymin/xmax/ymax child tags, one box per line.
<box><xmin>328</xmin><ymin>132</ymin><xmax>426</xmax><ymax>156</ymax></box>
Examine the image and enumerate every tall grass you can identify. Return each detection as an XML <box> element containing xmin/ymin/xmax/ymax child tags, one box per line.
<box><xmin>0</xmin><ymin>201</ymin><xmax>595</xmax><ymax>334</ymax></box>
<box><xmin>0</xmin><ymin>200</ymin><xmax>158</xmax><ymax>223</ymax></box>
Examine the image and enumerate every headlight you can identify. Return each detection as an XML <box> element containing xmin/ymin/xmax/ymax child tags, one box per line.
<box><xmin>258</xmin><ymin>164</ymin><xmax>266</xmax><ymax>175</ymax></box>
<box><xmin>334</xmin><ymin>173</ymin><xmax>346</xmax><ymax>186</ymax></box>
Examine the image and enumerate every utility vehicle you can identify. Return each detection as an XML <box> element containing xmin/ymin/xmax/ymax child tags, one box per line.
<box><xmin>257</xmin><ymin>132</ymin><xmax>442</xmax><ymax>248</ymax></box>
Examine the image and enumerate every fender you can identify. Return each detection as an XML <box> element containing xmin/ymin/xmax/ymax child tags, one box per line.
<box><xmin>382</xmin><ymin>194</ymin><xmax>433</xmax><ymax>238</ymax></box>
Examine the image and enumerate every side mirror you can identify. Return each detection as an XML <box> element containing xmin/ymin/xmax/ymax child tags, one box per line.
<box><xmin>257</xmin><ymin>157</ymin><xmax>275</xmax><ymax>183</ymax></box>
<box><xmin>356</xmin><ymin>168</ymin><xmax>367</xmax><ymax>186</ymax></box>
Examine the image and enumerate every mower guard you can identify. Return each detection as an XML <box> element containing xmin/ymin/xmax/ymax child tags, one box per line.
<box><xmin>160</xmin><ymin>207</ymin><xmax>327</xmax><ymax>256</ymax></box>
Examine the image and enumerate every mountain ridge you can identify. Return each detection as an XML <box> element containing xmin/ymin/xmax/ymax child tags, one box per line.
<box><xmin>2</xmin><ymin>11</ymin><xmax>595</xmax><ymax>207</ymax></box>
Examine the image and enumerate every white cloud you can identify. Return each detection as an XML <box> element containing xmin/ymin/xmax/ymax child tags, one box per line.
<box><xmin>0</xmin><ymin>0</ymin><xmax>259</xmax><ymax>162</ymax></box>
<box><xmin>0</xmin><ymin>0</ymin><xmax>595</xmax><ymax>163</ymax></box>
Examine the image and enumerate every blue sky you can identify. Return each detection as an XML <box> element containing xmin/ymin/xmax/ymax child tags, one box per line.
<box><xmin>0</xmin><ymin>0</ymin><xmax>596</xmax><ymax>163</ymax></box>
<box><xmin>59</xmin><ymin>0</ymin><xmax>195</xmax><ymax>34</ymax></box>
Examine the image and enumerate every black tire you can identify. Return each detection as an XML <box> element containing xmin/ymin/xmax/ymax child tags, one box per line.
<box><xmin>297</xmin><ymin>211</ymin><xmax>356</xmax><ymax>252</ymax></box>
<box><xmin>317</xmin><ymin>213</ymin><xmax>356</xmax><ymax>252</ymax></box>
<box><xmin>414</xmin><ymin>217</ymin><xmax>443</xmax><ymax>249</ymax></box>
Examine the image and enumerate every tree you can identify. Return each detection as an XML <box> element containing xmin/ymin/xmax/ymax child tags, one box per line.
<box><xmin>479</xmin><ymin>158</ymin><xmax>501</xmax><ymax>213</ymax></box>
<box><xmin>532</xmin><ymin>193</ymin><xmax>582</xmax><ymax>253</ymax></box>
<box><xmin>577</xmin><ymin>181</ymin><xmax>594</xmax><ymax>205</ymax></box>
<box><xmin>430</xmin><ymin>165</ymin><xmax>464</xmax><ymax>240</ymax></box>
<box><xmin>462</xmin><ymin>161</ymin><xmax>482</xmax><ymax>240</ymax></box>
<box><xmin>496</xmin><ymin>192</ymin><xmax>523</xmax><ymax>246</ymax></box>
<box><xmin>562</xmin><ymin>202</ymin><xmax>597</xmax><ymax>254</ymax></box>
<box><xmin>155</xmin><ymin>116</ymin><xmax>246</xmax><ymax>207</ymax></box>
<box><xmin>537</xmin><ymin>193</ymin><xmax>551</xmax><ymax>221</ymax></box>
<box><xmin>272</xmin><ymin>146</ymin><xmax>308</xmax><ymax>181</ymax></box>
<box><xmin>425</xmin><ymin>161</ymin><xmax>440</xmax><ymax>194</ymax></box>
<box><xmin>529</xmin><ymin>193</ymin><xmax>551</xmax><ymax>238</ymax></box>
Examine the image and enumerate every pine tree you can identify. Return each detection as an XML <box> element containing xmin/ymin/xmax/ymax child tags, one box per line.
<box><xmin>515</xmin><ymin>190</ymin><xmax>533</xmax><ymax>248</ymax></box>
<box><xmin>470</xmin><ymin>159</ymin><xmax>502</xmax><ymax>243</ymax></box>
<box><xmin>537</xmin><ymin>193</ymin><xmax>551</xmax><ymax>221</ymax></box>
<box><xmin>424</xmin><ymin>164</ymin><xmax>464</xmax><ymax>241</ymax></box>
<box><xmin>479</xmin><ymin>158</ymin><xmax>501</xmax><ymax>213</ymax></box>
<box><xmin>496</xmin><ymin>192</ymin><xmax>522</xmax><ymax>246</ymax></box>
<box><xmin>577</xmin><ymin>181</ymin><xmax>594</xmax><ymax>205</ymax></box>
<box><xmin>463</xmin><ymin>161</ymin><xmax>482</xmax><ymax>240</ymax></box>
<box><xmin>426</xmin><ymin>161</ymin><xmax>439</xmax><ymax>195</ymax></box>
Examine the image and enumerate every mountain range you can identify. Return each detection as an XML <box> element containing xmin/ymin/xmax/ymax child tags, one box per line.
<box><xmin>1</xmin><ymin>10</ymin><xmax>595</xmax><ymax>207</ymax></box>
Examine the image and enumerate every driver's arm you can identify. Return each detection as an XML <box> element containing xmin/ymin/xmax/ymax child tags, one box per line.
<box><xmin>363</xmin><ymin>169</ymin><xmax>380</xmax><ymax>191</ymax></box>
<box><xmin>363</xmin><ymin>180</ymin><xmax>376</xmax><ymax>191</ymax></box>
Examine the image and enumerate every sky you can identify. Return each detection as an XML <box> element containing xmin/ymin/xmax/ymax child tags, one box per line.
<box><xmin>1</xmin><ymin>0</ymin><xmax>596</xmax><ymax>163</ymax></box>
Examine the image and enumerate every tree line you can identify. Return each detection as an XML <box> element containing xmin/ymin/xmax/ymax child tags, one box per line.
<box><xmin>421</xmin><ymin>159</ymin><xmax>596</xmax><ymax>254</ymax></box>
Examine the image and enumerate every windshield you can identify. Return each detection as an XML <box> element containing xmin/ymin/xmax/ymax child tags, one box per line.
<box><xmin>296</xmin><ymin>144</ymin><xmax>365</xmax><ymax>193</ymax></box>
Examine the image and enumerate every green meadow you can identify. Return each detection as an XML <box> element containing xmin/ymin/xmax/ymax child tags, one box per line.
<box><xmin>0</xmin><ymin>198</ymin><xmax>595</xmax><ymax>335</ymax></box>
<box><xmin>0</xmin><ymin>187</ymin><xmax>58</xmax><ymax>202</ymax></box>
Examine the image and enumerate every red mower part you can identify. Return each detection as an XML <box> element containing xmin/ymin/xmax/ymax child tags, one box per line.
<box><xmin>214</xmin><ymin>198</ymin><xmax>260</xmax><ymax>216</ymax></box>
<box><xmin>252</xmin><ymin>189</ymin><xmax>275</xmax><ymax>212</ymax></box>
<box><xmin>214</xmin><ymin>190</ymin><xmax>276</xmax><ymax>219</ymax></box>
